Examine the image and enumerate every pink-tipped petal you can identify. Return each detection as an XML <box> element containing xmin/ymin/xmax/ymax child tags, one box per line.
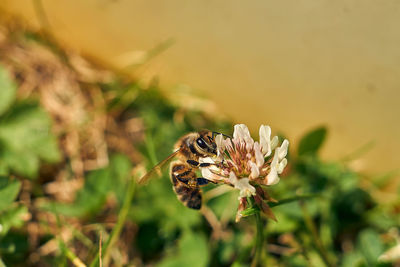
<box><xmin>253</xmin><ymin>142</ymin><xmax>264</xmax><ymax>167</ymax></box>
<box><xmin>215</xmin><ymin>134</ymin><xmax>225</xmax><ymax>151</ymax></box>
<box><xmin>233</xmin><ymin>124</ymin><xmax>245</xmax><ymax>143</ymax></box>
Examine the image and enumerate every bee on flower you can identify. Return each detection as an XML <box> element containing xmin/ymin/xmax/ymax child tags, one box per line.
<box><xmin>200</xmin><ymin>124</ymin><xmax>289</xmax><ymax>222</ymax></box>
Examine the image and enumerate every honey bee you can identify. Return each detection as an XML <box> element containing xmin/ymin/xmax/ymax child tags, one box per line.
<box><xmin>138</xmin><ymin>130</ymin><xmax>224</xmax><ymax>210</ymax></box>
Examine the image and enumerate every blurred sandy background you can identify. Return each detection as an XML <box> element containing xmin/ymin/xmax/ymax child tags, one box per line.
<box><xmin>1</xmin><ymin>0</ymin><xmax>399</xmax><ymax>181</ymax></box>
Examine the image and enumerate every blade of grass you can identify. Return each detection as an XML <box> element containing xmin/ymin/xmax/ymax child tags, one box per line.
<box><xmin>99</xmin><ymin>232</ymin><xmax>102</xmax><ymax>267</ymax></box>
<box><xmin>340</xmin><ymin>140</ymin><xmax>375</xmax><ymax>163</ymax></box>
<box><xmin>89</xmin><ymin>174</ymin><xmax>136</xmax><ymax>267</ymax></box>
<box><xmin>268</xmin><ymin>194</ymin><xmax>319</xmax><ymax>208</ymax></box>
<box><xmin>32</xmin><ymin>0</ymin><xmax>52</xmax><ymax>31</ymax></box>
<box><xmin>0</xmin><ymin>258</ymin><xmax>6</xmax><ymax>267</ymax></box>
<box><xmin>58</xmin><ymin>238</ymin><xmax>87</xmax><ymax>267</ymax></box>
<box><xmin>145</xmin><ymin>133</ymin><xmax>159</xmax><ymax>166</ymax></box>
<box><xmin>65</xmin><ymin>223</ymin><xmax>94</xmax><ymax>248</ymax></box>
<box><xmin>300</xmin><ymin>201</ymin><xmax>336</xmax><ymax>267</ymax></box>
<box><xmin>123</xmin><ymin>38</ymin><xmax>175</xmax><ymax>70</ymax></box>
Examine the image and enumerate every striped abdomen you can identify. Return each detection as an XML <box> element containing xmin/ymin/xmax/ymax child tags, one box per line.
<box><xmin>170</xmin><ymin>161</ymin><xmax>202</xmax><ymax>210</ymax></box>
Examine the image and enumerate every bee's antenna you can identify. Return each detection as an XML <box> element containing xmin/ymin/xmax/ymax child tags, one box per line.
<box><xmin>212</xmin><ymin>131</ymin><xmax>231</xmax><ymax>139</ymax></box>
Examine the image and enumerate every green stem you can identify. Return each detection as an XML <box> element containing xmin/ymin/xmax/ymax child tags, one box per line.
<box><xmin>249</xmin><ymin>197</ymin><xmax>265</xmax><ymax>267</ymax></box>
<box><xmin>251</xmin><ymin>211</ymin><xmax>264</xmax><ymax>267</ymax></box>
<box><xmin>300</xmin><ymin>201</ymin><xmax>336</xmax><ymax>267</ymax></box>
<box><xmin>58</xmin><ymin>238</ymin><xmax>87</xmax><ymax>267</ymax></box>
<box><xmin>145</xmin><ymin>133</ymin><xmax>158</xmax><ymax>166</ymax></box>
<box><xmin>89</xmin><ymin>175</ymin><xmax>136</xmax><ymax>267</ymax></box>
<box><xmin>0</xmin><ymin>258</ymin><xmax>7</xmax><ymax>267</ymax></box>
<box><xmin>32</xmin><ymin>0</ymin><xmax>52</xmax><ymax>31</ymax></box>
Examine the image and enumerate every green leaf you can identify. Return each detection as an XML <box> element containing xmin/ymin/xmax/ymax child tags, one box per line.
<box><xmin>0</xmin><ymin>177</ymin><xmax>21</xmax><ymax>212</ymax></box>
<box><xmin>207</xmin><ymin>189</ymin><xmax>237</xmax><ymax>219</ymax></box>
<box><xmin>267</xmin><ymin>212</ymin><xmax>298</xmax><ymax>233</ymax></box>
<box><xmin>240</xmin><ymin>206</ymin><xmax>260</xmax><ymax>217</ymax></box>
<box><xmin>40</xmin><ymin>154</ymin><xmax>132</xmax><ymax>217</ymax></box>
<box><xmin>0</xmin><ymin>205</ymin><xmax>28</xmax><ymax>236</ymax></box>
<box><xmin>40</xmin><ymin>168</ymin><xmax>112</xmax><ymax>217</ymax></box>
<box><xmin>0</xmin><ymin>231</ymin><xmax>29</xmax><ymax>262</ymax></box>
<box><xmin>268</xmin><ymin>194</ymin><xmax>319</xmax><ymax>208</ymax></box>
<box><xmin>357</xmin><ymin>229</ymin><xmax>384</xmax><ymax>266</ymax></box>
<box><xmin>0</xmin><ymin>101</ymin><xmax>61</xmax><ymax>178</ymax></box>
<box><xmin>0</xmin><ymin>66</ymin><xmax>16</xmax><ymax>116</ymax></box>
<box><xmin>298</xmin><ymin>126</ymin><xmax>327</xmax><ymax>156</ymax></box>
<box><xmin>157</xmin><ymin>230</ymin><xmax>209</xmax><ymax>267</ymax></box>
<box><xmin>341</xmin><ymin>251</ymin><xmax>365</xmax><ymax>267</ymax></box>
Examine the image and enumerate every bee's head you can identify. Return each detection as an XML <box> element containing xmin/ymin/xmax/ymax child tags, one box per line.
<box><xmin>194</xmin><ymin>130</ymin><xmax>218</xmax><ymax>157</ymax></box>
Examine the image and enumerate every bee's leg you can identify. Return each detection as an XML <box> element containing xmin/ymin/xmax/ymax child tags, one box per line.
<box><xmin>199</xmin><ymin>162</ymin><xmax>212</xmax><ymax>167</ymax></box>
<box><xmin>177</xmin><ymin>176</ymin><xmax>198</xmax><ymax>188</ymax></box>
<box><xmin>197</xmin><ymin>177</ymin><xmax>217</xmax><ymax>186</ymax></box>
<box><xmin>186</xmin><ymin>160</ymin><xmax>217</xmax><ymax>168</ymax></box>
<box><xmin>175</xmin><ymin>171</ymin><xmax>197</xmax><ymax>188</ymax></box>
<box><xmin>187</xmin><ymin>160</ymin><xmax>199</xmax><ymax>167</ymax></box>
<box><xmin>197</xmin><ymin>178</ymin><xmax>210</xmax><ymax>186</ymax></box>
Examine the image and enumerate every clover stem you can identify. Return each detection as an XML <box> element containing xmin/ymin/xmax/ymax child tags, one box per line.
<box><xmin>89</xmin><ymin>175</ymin><xmax>136</xmax><ymax>267</ymax></box>
<box><xmin>250</xmin><ymin>197</ymin><xmax>266</xmax><ymax>267</ymax></box>
<box><xmin>300</xmin><ymin>201</ymin><xmax>336</xmax><ymax>267</ymax></box>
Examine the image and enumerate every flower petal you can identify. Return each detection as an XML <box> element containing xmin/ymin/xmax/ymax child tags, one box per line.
<box><xmin>271</xmin><ymin>136</ymin><xmax>279</xmax><ymax>150</ymax></box>
<box><xmin>215</xmin><ymin>134</ymin><xmax>226</xmax><ymax>160</ymax></box>
<box><xmin>271</xmin><ymin>147</ymin><xmax>280</xmax><ymax>168</ymax></box>
<box><xmin>249</xmin><ymin>161</ymin><xmax>260</xmax><ymax>179</ymax></box>
<box><xmin>223</xmin><ymin>138</ymin><xmax>234</xmax><ymax>152</ymax></box>
<box><xmin>215</xmin><ymin>134</ymin><xmax>225</xmax><ymax>151</ymax></box>
<box><xmin>233</xmin><ymin>124</ymin><xmax>254</xmax><ymax>151</ymax></box>
<box><xmin>236</xmin><ymin>178</ymin><xmax>256</xmax><ymax>198</ymax></box>
<box><xmin>233</xmin><ymin>124</ymin><xmax>245</xmax><ymax>143</ymax></box>
<box><xmin>228</xmin><ymin>171</ymin><xmax>238</xmax><ymax>185</ymax></box>
<box><xmin>201</xmin><ymin>167</ymin><xmax>224</xmax><ymax>183</ymax></box>
<box><xmin>277</xmin><ymin>158</ymin><xmax>287</xmax><ymax>174</ymax></box>
<box><xmin>278</xmin><ymin>139</ymin><xmax>289</xmax><ymax>160</ymax></box>
<box><xmin>253</xmin><ymin>142</ymin><xmax>264</xmax><ymax>167</ymax></box>
<box><xmin>242</xmin><ymin>126</ymin><xmax>254</xmax><ymax>151</ymax></box>
<box><xmin>259</xmin><ymin>125</ymin><xmax>272</xmax><ymax>156</ymax></box>
<box><xmin>199</xmin><ymin>157</ymin><xmax>220</xmax><ymax>171</ymax></box>
<box><xmin>266</xmin><ymin>168</ymin><xmax>280</xmax><ymax>185</ymax></box>
<box><xmin>228</xmin><ymin>171</ymin><xmax>256</xmax><ymax>198</ymax></box>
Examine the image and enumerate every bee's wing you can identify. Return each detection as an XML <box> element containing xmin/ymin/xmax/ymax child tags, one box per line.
<box><xmin>138</xmin><ymin>149</ymin><xmax>181</xmax><ymax>185</ymax></box>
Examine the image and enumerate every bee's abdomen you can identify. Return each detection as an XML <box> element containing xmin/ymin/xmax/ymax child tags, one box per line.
<box><xmin>170</xmin><ymin>162</ymin><xmax>202</xmax><ymax>210</ymax></box>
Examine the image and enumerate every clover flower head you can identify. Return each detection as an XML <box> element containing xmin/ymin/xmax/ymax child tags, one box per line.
<box><xmin>201</xmin><ymin>124</ymin><xmax>289</xmax><ymax>221</ymax></box>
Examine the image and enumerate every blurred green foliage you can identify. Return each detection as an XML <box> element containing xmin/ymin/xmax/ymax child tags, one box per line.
<box><xmin>40</xmin><ymin>155</ymin><xmax>132</xmax><ymax>218</ymax></box>
<box><xmin>0</xmin><ymin>53</ymin><xmax>399</xmax><ymax>267</ymax></box>
<box><xmin>0</xmin><ymin>67</ymin><xmax>60</xmax><ymax>178</ymax></box>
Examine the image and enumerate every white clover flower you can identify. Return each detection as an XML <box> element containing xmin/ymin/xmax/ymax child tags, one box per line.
<box><xmin>201</xmin><ymin>124</ymin><xmax>289</xmax><ymax>186</ymax></box>
<box><xmin>200</xmin><ymin>124</ymin><xmax>289</xmax><ymax>221</ymax></box>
